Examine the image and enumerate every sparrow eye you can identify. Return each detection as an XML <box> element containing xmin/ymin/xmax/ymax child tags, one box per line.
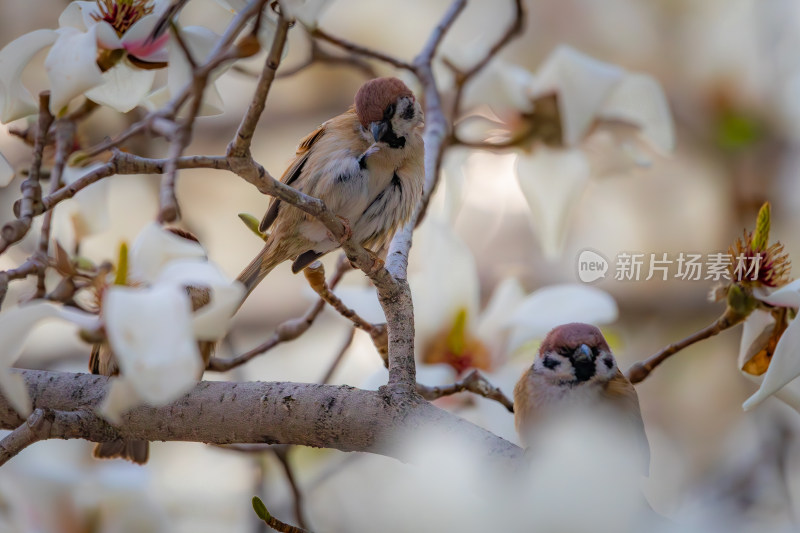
<box><xmin>557</xmin><ymin>347</ymin><xmax>571</xmax><ymax>357</ymax></box>
<box><xmin>542</xmin><ymin>356</ymin><xmax>560</xmax><ymax>370</ymax></box>
<box><xmin>384</xmin><ymin>103</ymin><xmax>396</xmax><ymax>119</ymax></box>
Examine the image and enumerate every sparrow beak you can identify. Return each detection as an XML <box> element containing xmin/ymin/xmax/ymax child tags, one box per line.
<box><xmin>370</xmin><ymin>121</ymin><xmax>388</xmax><ymax>143</ymax></box>
<box><xmin>573</xmin><ymin>343</ymin><xmax>593</xmax><ymax>364</ymax></box>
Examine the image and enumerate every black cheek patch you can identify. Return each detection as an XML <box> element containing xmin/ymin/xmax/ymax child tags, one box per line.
<box><xmin>603</xmin><ymin>357</ymin><xmax>614</xmax><ymax>369</ymax></box>
<box><xmin>382</xmin><ymin>128</ymin><xmax>406</xmax><ymax>149</ymax></box>
<box><xmin>542</xmin><ymin>356</ymin><xmax>560</xmax><ymax>370</ymax></box>
<box><xmin>401</xmin><ymin>104</ymin><xmax>414</xmax><ymax>120</ymax></box>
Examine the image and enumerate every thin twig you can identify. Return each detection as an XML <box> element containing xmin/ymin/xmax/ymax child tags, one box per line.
<box><xmin>446</xmin><ymin>0</ymin><xmax>525</xmax><ymax>123</ymax></box>
<box><xmin>416</xmin><ymin>0</ymin><xmax>467</xmax><ymax>64</ymax></box>
<box><xmin>228</xmin><ymin>13</ymin><xmax>292</xmax><ymax>158</ymax></box>
<box><xmin>320</xmin><ymin>327</ymin><xmax>356</xmax><ymax>384</ymax></box>
<box><xmin>0</xmin><ymin>93</ymin><xmax>54</xmax><ymax>254</ymax></box>
<box><xmin>311</xmin><ymin>27</ymin><xmax>416</xmax><ymax>73</ymax></box>
<box><xmin>626</xmin><ymin>309</ymin><xmax>745</xmax><ymax>384</ymax></box>
<box><xmin>36</xmin><ymin>120</ymin><xmax>75</xmax><ymax>297</ymax></box>
<box><xmin>207</xmin><ymin>255</ymin><xmax>351</xmax><ymax>372</ymax></box>
<box><xmin>417</xmin><ymin>369</ymin><xmax>515</xmax><ymax>412</ymax></box>
<box><xmin>303</xmin><ymin>262</ymin><xmax>375</xmax><ymax>332</ymax></box>
<box><xmin>273</xmin><ymin>446</ymin><xmax>309</xmax><ymax>530</ymax></box>
<box><xmin>274</xmin><ymin>39</ymin><xmax>376</xmax><ymax>79</ymax></box>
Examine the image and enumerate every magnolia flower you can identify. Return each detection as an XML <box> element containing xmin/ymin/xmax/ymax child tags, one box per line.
<box><xmin>461</xmin><ymin>46</ymin><xmax>674</xmax><ymax>258</ymax></box>
<box><xmin>0</xmin><ymin>223</ymin><xmax>244</xmax><ymax>422</ymax></box>
<box><xmin>738</xmin><ymin>283</ymin><xmax>800</xmax><ymax>412</ymax></box>
<box><xmin>0</xmin><ymin>0</ymin><xmax>225</xmax><ymax>120</ymax></box>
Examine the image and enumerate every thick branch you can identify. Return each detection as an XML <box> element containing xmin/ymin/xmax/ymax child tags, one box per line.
<box><xmin>0</xmin><ymin>369</ymin><xmax>522</xmax><ymax>465</ymax></box>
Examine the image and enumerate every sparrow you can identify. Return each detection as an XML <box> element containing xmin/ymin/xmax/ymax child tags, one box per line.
<box><xmin>237</xmin><ymin>76</ymin><xmax>425</xmax><ymax>295</ymax></box>
<box><xmin>513</xmin><ymin>323</ymin><xmax>650</xmax><ymax>473</ymax></box>
<box><xmin>89</xmin><ymin>229</ymin><xmax>214</xmax><ymax>464</ymax></box>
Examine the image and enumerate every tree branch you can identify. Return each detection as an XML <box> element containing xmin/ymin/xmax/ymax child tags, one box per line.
<box><xmin>417</xmin><ymin>369</ymin><xmax>515</xmax><ymax>412</ymax></box>
<box><xmin>626</xmin><ymin>309</ymin><xmax>744</xmax><ymax>384</ymax></box>
<box><xmin>0</xmin><ymin>369</ymin><xmax>523</xmax><ymax>465</ymax></box>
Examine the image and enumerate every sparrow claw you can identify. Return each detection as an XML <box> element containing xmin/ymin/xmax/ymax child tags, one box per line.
<box><xmin>364</xmin><ymin>249</ymin><xmax>385</xmax><ymax>274</ymax></box>
<box><xmin>327</xmin><ymin>215</ymin><xmax>352</xmax><ymax>245</ymax></box>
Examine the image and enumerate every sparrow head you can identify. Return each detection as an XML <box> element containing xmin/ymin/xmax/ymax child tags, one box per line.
<box><xmin>532</xmin><ymin>323</ymin><xmax>617</xmax><ymax>386</ymax></box>
<box><xmin>354</xmin><ymin>77</ymin><xmax>423</xmax><ymax>149</ymax></box>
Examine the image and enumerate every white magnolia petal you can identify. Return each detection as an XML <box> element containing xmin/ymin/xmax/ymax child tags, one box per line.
<box><xmin>0</xmin><ymin>302</ymin><xmax>100</xmax><ymax>416</ymax></box>
<box><xmin>62</xmin><ymin>1</ymin><xmax>102</xmax><ymax>31</ymax></box>
<box><xmin>84</xmin><ymin>61</ymin><xmax>155</xmax><ymax>112</ymax></box>
<box><xmin>463</xmin><ymin>60</ymin><xmax>535</xmax><ymax>114</ymax></box>
<box><xmin>98</xmin><ymin>377</ymin><xmax>143</xmax><ymax>425</ymax></box>
<box><xmin>155</xmin><ymin>259</ymin><xmax>245</xmax><ymax>340</ymax></box>
<box><xmin>516</xmin><ymin>147</ymin><xmax>590</xmax><ymax>259</ymax></box>
<box><xmin>600</xmin><ymin>73</ymin><xmax>674</xmax><ymax>154</ymax></box>
<box><xmin>130</xmin><ymin>223</ymin><xmax>206</xmax><ymax>283</ymax></box>
<box><xmin>0</xmin><ymin>152</ymin><xmax>14</xmax><ymax>187</ymax></box>
<box><xmin>506</xmin><ymin>284</ymin><xmax>618</xmax><ymax>353</ymax></box>
<box><xmin>475</xmin><ymin>277</ymin><xmax>526</xmax><ymax>353</ymax></box>
<box><xmin>103</xmin><ymin>285</ymin><xmax>202</xmax><ymax>407</ymax></box>
<box><xmin>94</xmin><ymin>21</ymin><xmax>124</xmax><ymax>51</ymax></box>
<box><xmin>0</xmin><ymin>29</ymin><xmax>58</xmax><ymax>123</ymax></box>
<box><xmin>742</xmin><ymin>317</ymin><xmax>800</xmax><ymax>411</ymax></box>
<box><xmin>45</xmin><ymin>27</ymin><xmax>105</xmax><ymax>115</ymax></box>
<box><xmin>737</xmin><ymin>309</ymin><xmax>774</xmax><ymax>370</ymax></box>
<box><xmin>756</xmin><ymin>279</ymin><xmax>800</xmax><ymax>308</ymax></box>
<box><xmin>530</xmin><ymin>45</ymin><xmax>625</xmax><ymax>145</ymax></box>
<box><xmin>0</xmin><ymin>372</ymin><xmax>33</xmax><ymax>417</ymax></box>
<box><xmin>120</xmin><ymin>13</ymin><xmax>169</xmax><ymax>61</ymax></box>
<box><xmin>0</xmin><ymin>302</ymin><xmax>99</xmax><ymax>368</ymax></box>
<box><xmin>61</xmin><ymin>163</ymin><xmax>110</xmax><ymax>237</ymax></box>
<box><xmin>409</xmin><ymin>217</ymin><xmax>480</xmax><ymax>348</ymax></box>
<box><xmin>58</xmin><ymin>2</ymin><xmax>92</xmax><ymax>30</ymax></box>
<box><xmin>278</xmin><ymin>0</ymin><xmax>332</xmax><ymax>28</ymax></box>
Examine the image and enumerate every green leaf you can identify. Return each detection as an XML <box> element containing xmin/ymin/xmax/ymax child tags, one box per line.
<box><xmin>717</xmin><ymin>112</ymin><xmax>761</xmax><ymax>151</ymax></box>
<box><xmin>251</xmin><ymin>496</ymin><xmax>270</xmax><ymax>521</ymax></box>
<box><xmin>752</xmin><ymin>202</ymin><xmax>770</xmax><ymax>252</ymax></box>
<box><xmin>114</xmin><ymin>242</ymin><xmax>128</xmax><ymax>286</ymax></box>
<box><xmin>238</xmin><ymin>213</ymin><xmax>267</xmax><ymax>242</ymax></box>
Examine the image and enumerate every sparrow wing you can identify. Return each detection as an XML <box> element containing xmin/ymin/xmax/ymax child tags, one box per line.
<box><xmin>603</xmin><ymin>370</ymin><xmax>650</xmax><ymax>474</ymax></box>
<box><xmin>259</xmin><ymin>124</ymin><xmax>327</xmax><ymax>233</ymax></box>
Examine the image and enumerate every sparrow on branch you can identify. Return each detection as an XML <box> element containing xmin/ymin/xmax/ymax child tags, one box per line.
<box><xmin>237</xmin><ymin>76</ymin><xmax>425</xmax><ymax>294</ymax></box>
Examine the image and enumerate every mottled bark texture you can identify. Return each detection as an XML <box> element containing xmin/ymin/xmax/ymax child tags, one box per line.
<box><xmin>0</xmin><ymin>370</ymin><xmax>522</xmax><ymax>464</ymax></box>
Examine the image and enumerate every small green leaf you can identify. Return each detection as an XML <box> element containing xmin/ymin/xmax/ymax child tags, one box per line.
<box><xmin>752</xmin><ymin>202</ymin><xmax>770</xmax><ymax>252</ymax></box>
<box><xmin>75</xmin><ymin>256</ymin><xmax>97</xmax><ymax>272</ymax></box>
<box><xmin>238</xmin><ymin>213</ymin><xmax>267</xmax><ymax>242</ymax></box>
<box><xmin>717</xmin><ymin>112</ymin><xmax>761</xmax><ymax>151</ymax></box>
<box><xmin>114</xmin><ymin>242</ymin><xmax>128</xmax><ymax>286</ymax></box>
<box><xmin>251</xmin><ymin>496</ymin><xmax>270</xmax><ymax>521</ymax></box>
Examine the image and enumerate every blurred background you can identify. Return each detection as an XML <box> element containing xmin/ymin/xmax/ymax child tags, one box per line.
<box><xmin>2</xmin><ymin>0</ymin><xmax>800</xmax><ymax>531</ymax></box>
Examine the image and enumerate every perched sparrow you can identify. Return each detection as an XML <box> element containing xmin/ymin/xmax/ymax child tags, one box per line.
<box><xmin>514</xmin><ymin>323</ymin><xmax>649</xmax><ymax>472</ymax></box>
<box><xmin>237</xmin><ymin>76</ymin><xmax>425</xmax><ymax>294</ymax></box>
